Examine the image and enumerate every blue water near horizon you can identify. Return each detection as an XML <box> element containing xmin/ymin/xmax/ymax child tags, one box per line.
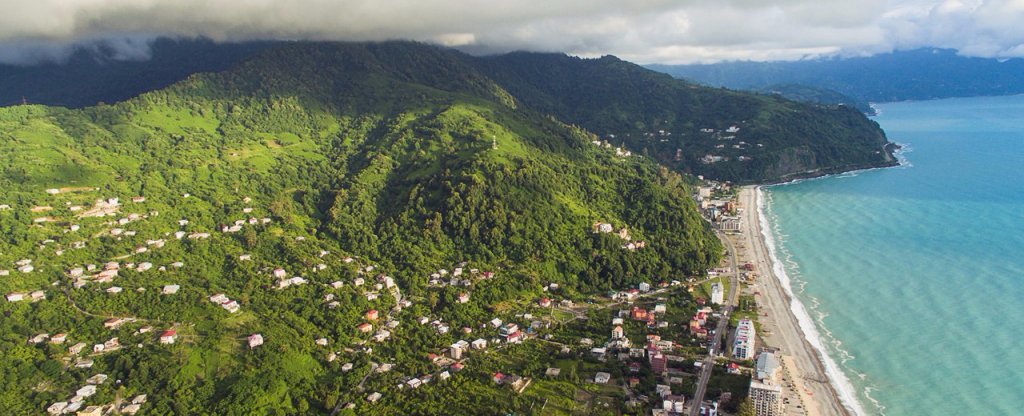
<box><xmin>764</xmin><ymin>94</ymin><xmax>1024</xmax><ymax>415</ymax></box>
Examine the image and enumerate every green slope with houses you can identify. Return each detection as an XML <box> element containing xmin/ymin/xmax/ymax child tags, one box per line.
<box><xmin>0</xmin><ymin>42</ymin><xmax>745</xmax><ymax>415</ymax></box>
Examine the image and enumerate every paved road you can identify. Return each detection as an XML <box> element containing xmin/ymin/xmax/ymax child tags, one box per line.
<box><xmin>688</xmin><ymin>229</ymin><xmax>740</xmax><ymax>416</ymax></box>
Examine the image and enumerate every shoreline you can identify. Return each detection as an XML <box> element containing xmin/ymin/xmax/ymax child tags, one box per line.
<box><xmin>736</xmin><ymin>187</ymin><xmax>864</xmax><ymax>416</ymax></box>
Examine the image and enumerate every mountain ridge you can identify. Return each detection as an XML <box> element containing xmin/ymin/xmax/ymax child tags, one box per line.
<box><xmin>648</xmin><ymin>48</ymin><xmax>1024</xmax><ymax>103</ymax></box>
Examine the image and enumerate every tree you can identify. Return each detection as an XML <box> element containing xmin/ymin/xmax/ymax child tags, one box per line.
<box><xmin>738</xmin><ymin>397</ymin><xmax>756</xmax><ymax>416</ymax></box>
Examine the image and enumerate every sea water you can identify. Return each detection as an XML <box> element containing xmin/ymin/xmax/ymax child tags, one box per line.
<box><xmin>763</xmin><ymin>95</ymin><xmax>1024</xmax><ymax>416</ymax></box>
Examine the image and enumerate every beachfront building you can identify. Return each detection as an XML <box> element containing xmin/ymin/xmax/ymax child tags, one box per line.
<box><xmin>749</xmin><ymin>381</ymin><xmax>783</xmax><ymax>416</ymax></box>
<box><xmin>711</xmin><ymin>283</ymin><xmax>724</xmax><ymax>305</ymax></box>
<box><xmin>719</xmin><ymin>216</ymin><xmax>742</xmax><ymax>232</ymax></box>
<box><xmin>732</xmin><ymin>319</ymin><xmax>756</xmax><ymax>360</ymax></box>
<box><xmin>749</xmin><ymin>352</ymin><xmax>784</xmax><ymax>416</ymax></box>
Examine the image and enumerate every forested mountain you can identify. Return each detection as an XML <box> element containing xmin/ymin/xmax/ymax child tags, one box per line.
<box><xmin>472</xmin><ymin>52</ymin><xmax>896</xmax><ymax>183</ymax></box>
<box><xmin>756</xmin><ymin>84</ymin><xmax>874</xmax><ymax>115</ymax></box>
<box><xmin>0</xmin><ymin>41</ymin><xmax>722</xmax><ymax>414</ymax></box>
<box><xmin>648</xmin><ymin>48</ymin><xmax>1024</xmax><ymax>103</ymax></box>
<box><xmin>1</xmin><ymin>38</ymin><xmax>896</xmax><ymax>183</ymax></box>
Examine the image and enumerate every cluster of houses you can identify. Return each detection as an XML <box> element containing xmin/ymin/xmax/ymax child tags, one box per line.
<box><xmin>273</xmin><ymin>269</ymin><xmax>309</xmax><ymax>290</ymax></box>
<box><xmin>687</xmin><ymin>307</ymin><xmax>715</xmax><ymax>340</ymax></box>
<box><xmin>209</xmin><ymin>293</ymin><xmax>240</xmax><ymax>313</ymax></box>
<box><xmin>589</xmin><ymin>139</ymin><xmax>633</xmax><ymax>157</ymax></box>
<box><xmin>592</xmin><ymin>222</ymin><xmax>649</xmax><ymax>251</ymax></box>
<box><xmin>492</xmin><ymin>372</ymin><xmax>531</xmax><ymax>393</ymax></box>
<box><xmin>46</xmin><ymin>373</ymin><xmax>148</xmax><ymax>415</ymax></box>
<box><xmin>426</xmin><ymin>263</ymin><xmax>496</xmax><ymax>288</ymax></box>
<box><xmin>695</xmin><ymin>184</ymin><xmax>741</xmax><ymax>232</ymax></box>
<box><xmin>697</xmin><ymin>125</ymin><xmax>762</xmax><ymax>165</ymax></box>
<box><xmin>6</xmin><ymin>289</ymin><xmax>47</xmax><ymax>303</ymax></box>
<box><xmin>590</xmin><ymin>309</ymin><xmax>699</xmax><ymax>415</ymax></box>
<box><xmin>219</xmin><ymin>209</ymin><xmax>272</xmax><ymax>233</ymax></box>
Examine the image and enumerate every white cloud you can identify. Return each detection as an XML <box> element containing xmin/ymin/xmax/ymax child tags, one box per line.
<box><xmin>0</xmin><ymin>0</ymin><xmax>1022</xmax><ymax>64</ymax></box>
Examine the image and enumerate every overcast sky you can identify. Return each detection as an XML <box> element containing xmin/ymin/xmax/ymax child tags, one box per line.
<box><xmin>1</xmin><ymin>0</ymin><xmax>1022</xmax><ymax>65</ymax></box>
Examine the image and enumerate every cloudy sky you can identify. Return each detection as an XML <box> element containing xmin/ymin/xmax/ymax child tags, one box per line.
<box><xmin>1</xmin><ymin>0</ymin><xmax>1023</xmax><ymax>65</ymax></box>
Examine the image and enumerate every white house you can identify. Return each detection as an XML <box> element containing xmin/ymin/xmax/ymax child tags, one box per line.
<box><xmin>248</xmin><ymin>333</ymin><xmax>263</xmax><ymax>349</ymax></box>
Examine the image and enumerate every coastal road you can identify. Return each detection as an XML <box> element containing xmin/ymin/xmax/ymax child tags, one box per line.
<box><xmin>740</xmin><ymin>188</ymin><xmax>850</xmax><ymax>416</ymax></box>
<box><xmin>688</xmin><ymin>228</ymin><xmax>740</xmax><ymax>416</ymax></box>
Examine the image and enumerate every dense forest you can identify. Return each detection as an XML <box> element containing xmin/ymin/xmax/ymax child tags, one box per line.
<box><xmin>471</xmin><ymin>52</ymin><xmax>897</xmax><ymax>183</ymax></box>
<box><xmin>0</xmin><ymin>41</ymin><xmax>727</xmax><ymax>414</ymax></box>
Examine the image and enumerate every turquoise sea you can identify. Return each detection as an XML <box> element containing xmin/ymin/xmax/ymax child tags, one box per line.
<box><xmin>763</xmin><ymin>95</ymin><xmax>1024</xmax><ymax>415</ymax></box>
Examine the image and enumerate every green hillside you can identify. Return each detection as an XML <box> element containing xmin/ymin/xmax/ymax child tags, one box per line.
<box><xmin>0</xmin><ymin>42</ymin><xmax>721</xmax><ymax>415</ymax></box>
<box><xmin>473</xmin><ymin>52</ymin><xmax>898</xmax><ymax>183</ymax></box>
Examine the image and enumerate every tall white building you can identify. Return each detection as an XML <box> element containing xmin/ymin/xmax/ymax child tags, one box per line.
<box><xmin>749</xmin><ymin>352</ymin><xmax>784</xmax><ymax>416</ymax></box>
<box><xmin>732</xmin><ymin>319</ymin><xmax>756</xmax><ymax>360</ymax></box>
<box><xmin>710</xmin><ymin>282</ymin><xmax>724</xmax><ymax>305</ymax></box>
<box><xmin>749</xmin><ymin>381</ymin><xmax>783</xmax><ymax>416</ymax></box>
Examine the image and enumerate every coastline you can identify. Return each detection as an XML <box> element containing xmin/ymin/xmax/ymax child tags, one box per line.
<box><xmin>737</xmin><ymin>187</ymin><xmax>864</xmax><ymax>416</ymax></box>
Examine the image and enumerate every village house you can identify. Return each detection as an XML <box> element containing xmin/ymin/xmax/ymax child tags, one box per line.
<box><xmin>6</xmin><ymin>292</ymin><xmax>26</xmax><ymax>302</ymax></box>
<box><xmin>612</xmin><ymin>325</ymin><xmax>625</xmax><ymax>339</ymax></box>
<box><xmin>104</xmin><ymin>318</ymin><xmax>127</xmax><ymax>329</ymax></box>
<box><xmin>159</xmin><ymin>330</ymin><xmax>177</xmax><ymax>344</ymax></box>
<box><xmin>162</xmin><ymin>285</ymin><xmax>180</xmax><ymax>295</ymax></box>
<box><xmin>357</xmin><ymin>323</ymin><xmax>373</xmax><ymax>333</ymax></box>
<box><xmin>472</xmin><ymin>338</ymin><xmax>488</xmax><ymax>350</ymax></box>
<box><xmin>248</xmin><ymin>333</ymin><xmax>263</xmax><ymax>349</ymax></box>
<box><xmin>221</xmin><ymin>300</ymin><xmax>240</xmax><ymax>313</ymax></box>
<box><xmin>69</xmin><ymin>343</ymin><xmax>87</xmax><ymax>355</ymax></box>
<box><xmin>366</xmin><ymin>309</ymin><xmax>379</xmax><ymax>320</ymax></box>
<box><xmin>449</xmin><ymin>342</ymin><xmax>465</xmax><ymax>359</ymax></box>
<box><xmin>78</xmin><ymin>406</ymin><xmax>104</xmax><ymax>416</ymax></box>
<box><xmin>47</xmin><ymin>402</ymin><xmax>68</xmax><ymax>415</ymax></box>
<box><xmin>538</xmin><ymin>297</ymin><xmax>552</xmax><ymax>307</ymax></box>
<box><xmin>500</xmin><ymin>323</ymin><xmax>519</xmax><ymax>337</ymax></box>
<box><xmin>458</xmin><ymin>292</ymin><xmax>470</xmax><ymax>303</ymax></box>
<box><xmin>594</xmin><ymin>372</ymin><xmax>612</xmax><ymax>384</ymax></box>
<box><xmin>50</xmin><ymin>333</ymin><xmax>67</xmax><ymax>344</ymax></box>
<box><xmin>631</xmin><ymin>307</ymin><xmax>650</xmax><ymax>321</ymax></box>
<box><xmin>87</xmin><ymin>374</ymin><xmax>108</xmax><ymax>385</ymax></box>
<box><xmin>121</xmin><ymin>404</ymin><xmax>141</xmax><ymax>414</ymax></box>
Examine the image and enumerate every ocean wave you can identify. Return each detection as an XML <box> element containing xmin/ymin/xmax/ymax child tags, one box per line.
<box><xmin>892</xmin><ymin>142</ymin><xmax>914</xmax><ymax>168</ymax></box>
<box><xmin>756</xmin><ymin>187</ymin><xmax>872</xmax><ymax>416</ymax></box>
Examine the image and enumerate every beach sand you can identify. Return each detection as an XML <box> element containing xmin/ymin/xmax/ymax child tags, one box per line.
<box><xmin>736</xmin><ymin>187</ymin><xmax>851</xmax><ymax>416</ymax></box>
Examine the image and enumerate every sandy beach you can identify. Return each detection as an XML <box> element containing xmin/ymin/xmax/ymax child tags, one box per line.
<box><xmin>736</xmin><ymin>187</ymin><xmax>852</xmax><ymax>416</ymax></box>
